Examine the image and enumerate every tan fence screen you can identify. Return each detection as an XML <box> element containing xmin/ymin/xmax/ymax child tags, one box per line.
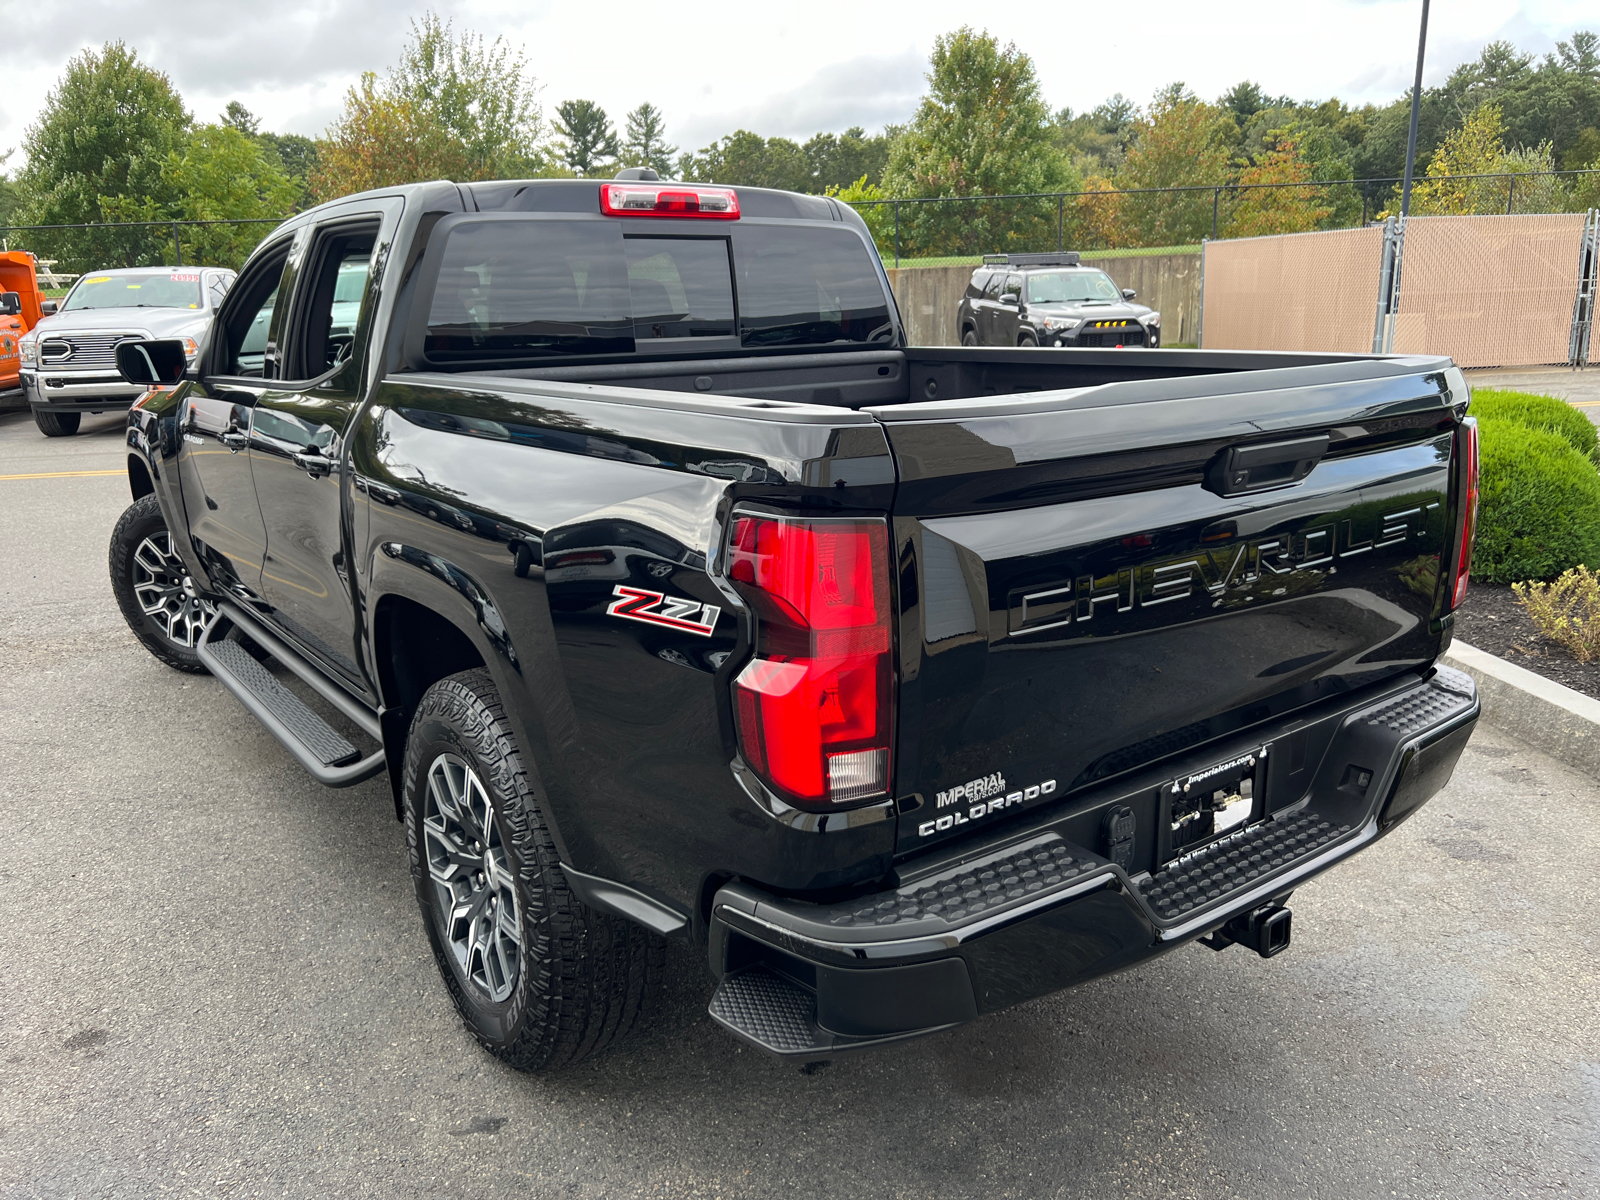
<box><xmin>1391</xmin><ymin>214</ymin><xmax>1589</xmax><ymax>368</ymax></box>
<box><xmin>1201</xmin><ymin>227</ymin><xmax>1383</xmax><ymax>353</ymax></box>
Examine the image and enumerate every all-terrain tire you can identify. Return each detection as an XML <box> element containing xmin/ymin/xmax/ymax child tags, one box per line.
<box><xmin>108</xmin><ymin>494</ymin><xmax>211</xmax><ymax>673</ymax></box>
<box><xmin>34</xmin><ymin>410</ymin><xmax>81</xmax><ymax>437</ymax></box>
<box><xmin>404</xmin><ymin>669</ymin><xmax>664</xmax><ymax>1072</ymax></box>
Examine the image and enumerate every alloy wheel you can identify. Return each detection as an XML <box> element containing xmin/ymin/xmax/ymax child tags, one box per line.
<box><xmin>423</xmin><ymin>753</ymin><xmax>523</xmax><ymax>1003</ymax></box>
<box><xmin>131</xmin><ymin>531</ymin><xmax>215</xmax><ymax>649</ymax></box>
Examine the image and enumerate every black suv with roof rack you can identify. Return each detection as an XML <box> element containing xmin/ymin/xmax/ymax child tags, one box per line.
<box><xmin>958</xmin><ymin>252</ymin><xmax>1161</xmax><ymax>348</ymax></box>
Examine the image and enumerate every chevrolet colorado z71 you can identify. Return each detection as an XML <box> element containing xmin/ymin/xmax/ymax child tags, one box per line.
<box><xmin>107</xmin><ymin>173</ymin><xmax>1481</xmax><ymax>1070</ymax></box>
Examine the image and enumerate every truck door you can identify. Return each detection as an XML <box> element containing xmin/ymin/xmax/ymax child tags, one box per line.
<box><xmin>997</xmin><ymin>274</ymin><xmax>1024</xmax><ymax>344</ymax></box>
<box><xmin>172</xmin><ymin>240</ymin><xmax>291</xmax><ymax>601</ymax></box>
<box><xmin>978</xmin><ymin>272</ymin><xmax>1004</xmax><ymax>344</ymax></box>
<box><xmin>247</xmin><ymin>205</ymin><xmax>396</xmax><ymax>698</ymax></box>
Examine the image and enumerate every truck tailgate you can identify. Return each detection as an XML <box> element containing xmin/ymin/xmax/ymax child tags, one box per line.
<box><xmin>870</xmin><ymin>357</ymin><xmax>1465</xmax><ymax>856</ymax></box>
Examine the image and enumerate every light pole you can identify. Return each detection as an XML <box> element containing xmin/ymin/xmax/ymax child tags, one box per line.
<box><xmin>1399</xmin><ymin>0</ymin><xmax>1431</xmax><ymax>217</ymax></box>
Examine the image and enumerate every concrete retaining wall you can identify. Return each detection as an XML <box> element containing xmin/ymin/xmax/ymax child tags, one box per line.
<box><xmin>885</xmin><ymin>252</ymin><xmax>1203</xmax><ymax>348</ymax></box>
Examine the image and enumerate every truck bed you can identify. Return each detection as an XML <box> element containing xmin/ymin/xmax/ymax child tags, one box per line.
<box><xmin>477</xmin><ymin>345</ymin><xmax>1400</xmax><ymax>411</ymax></box>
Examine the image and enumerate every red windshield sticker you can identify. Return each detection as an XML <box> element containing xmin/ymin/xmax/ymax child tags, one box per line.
<box><xmin>170</xmin><ymin>274</ymin><xmax>200</xmax><ymax>282</ymax></box>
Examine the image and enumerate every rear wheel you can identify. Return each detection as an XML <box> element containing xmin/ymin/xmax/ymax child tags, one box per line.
<box><xmin>404</xmin><ymin>669</ymin><xmax>664</xmax><ymax>1071</ymax></box>
<box><xmin>961</xmin><ymin>327</ymin><xmax>978</xmax><ymax>347</ymax></box>
<box><xmin>108</xmin><ymin>494</ymin><xmax>214</xmax><ymax>673</ymax></box>
<box><xmin>34</xmin><ymin>410</ymin><xmax>80</xmax><ymax>437</ymax></box>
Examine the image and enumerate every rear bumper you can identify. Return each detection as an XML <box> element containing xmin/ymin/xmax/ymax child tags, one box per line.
<box><xmin>707</xmin><ymin>666</ymin><xmax>1478</xmax><ymax>1056</ymax></box>
<box><xmin>20</xmin><ymin>369</ymin><xmax>142</xmax><ymax>410</ymax></box>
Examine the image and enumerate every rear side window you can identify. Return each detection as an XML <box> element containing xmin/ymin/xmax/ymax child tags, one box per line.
<box><xmin>733</xmin><ymin>225</ymin><xmax>892</xmax><ymax>348</ymax></box>
<box><xmin>966</xmin><ymin>269</ymin><xmax>991</xmax><ymax>299</ymax></box>
<box><xmin>425</xmin><ymin>220</ymin><xmax>633</xmax><ymax>361</ymax></box>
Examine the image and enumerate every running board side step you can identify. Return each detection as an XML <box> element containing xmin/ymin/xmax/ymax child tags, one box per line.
<box><xmin>198</xmin><ymin>602</ymin><xmax>387</xmax><ymax>788</ymax></box>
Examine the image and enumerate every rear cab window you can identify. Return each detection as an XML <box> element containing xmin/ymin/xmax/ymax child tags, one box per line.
<box><xmin>409</xmin><ymin>211</ymin><xmax>893</xmax><ymax>369</ymax></box>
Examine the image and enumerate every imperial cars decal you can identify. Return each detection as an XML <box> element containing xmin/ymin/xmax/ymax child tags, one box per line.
<box><xmin>606</xmin><ymin>585</ymin><xmax>721</xmax><ymax>637</ymax></box>
<box><xmin>920</xmin><ymin>775</ymin><xmax>1057</xmax><ymax>837</ymax></box>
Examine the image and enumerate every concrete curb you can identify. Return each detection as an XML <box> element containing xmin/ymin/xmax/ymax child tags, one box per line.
<box><xmin>1443</xmin><ymin>640</ymin><xmax>1600</xmax><ymax>778</ymax></box>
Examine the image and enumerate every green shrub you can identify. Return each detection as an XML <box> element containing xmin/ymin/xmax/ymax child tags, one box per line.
<box><xmin>1514</xmin><ymin>567</ymin><xmax>1600</xmax><ymax>662</ymax></box>
<box><xmin>1471</xmin><ymin>388</ymin><xmax>1598</xmax><ymax>460</ymax></box>
<box><xmin>1474</xmin><ymin>418</ymin><xmax>1600</xmax><ymax>584</ymax></box>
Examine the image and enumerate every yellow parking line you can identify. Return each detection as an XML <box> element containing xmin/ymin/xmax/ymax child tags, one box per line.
<box><xmin>1569</xmin><ymin>400</ymin><xmax>1600</xmax><ymax>408</ymax></box>
<box><xmin>0</xmin><ymin>469</ymin><xmax>124</xmax><ymax>481</ymax></box>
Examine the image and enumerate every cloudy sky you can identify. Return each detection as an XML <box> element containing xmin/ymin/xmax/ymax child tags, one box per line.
<box><xmin>2</xmin><ymin>0</ymin><xmax>1595</xmax><ymax>166</ymax></box>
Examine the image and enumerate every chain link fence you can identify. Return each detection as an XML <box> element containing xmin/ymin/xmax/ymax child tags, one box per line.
<box><xmin>853</xmin><ymin>170</ymin><xmax>1600</xmax><ymax>266</ymax></box>
<box><xmin>0</xmin><ymin>218</ymin><xmax>287</xmax><ymax>283</ymax></box>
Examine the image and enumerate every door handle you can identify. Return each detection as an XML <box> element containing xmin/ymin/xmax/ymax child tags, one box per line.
<box><xmin>292</xmin><ymin>449</ymin><xmax>332</xmax><ymax>479</ymax></box>
<box><xmin>219</xmin><ymin>427</ymin><xmax>249</xmax><ymax>452</ymax></box>
<box><xmin>1206</xmin><ymin>435</ymin><xmax>1330</xmax><ymax>497</ymax></box>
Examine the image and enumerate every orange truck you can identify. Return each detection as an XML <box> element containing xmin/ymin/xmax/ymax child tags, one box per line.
<box><xmin>0</xmin><ymin>251</ymin><xmax>57</xmax><ymax>393</ymax></box>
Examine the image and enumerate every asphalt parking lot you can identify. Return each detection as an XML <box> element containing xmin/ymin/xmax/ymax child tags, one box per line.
<box><xmin>2</xmin><ymin>407</ymin><xmax>1599</xmax><ymax>1200</ymax></box>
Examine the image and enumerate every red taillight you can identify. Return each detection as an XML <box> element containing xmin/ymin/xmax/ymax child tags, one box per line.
<box><xmin>728</xmin><ymin>515</ymin><xmax>892</xmax><ymax>807</ymax></box>
<box><xmin>1450</xmin><ymin>419</ymin><xmax>1479</xmax><ymax>611</ymax></box>
<box><xmin>599</xmin><ymin>183</ymin><xmax>740</xmax><ymax>219</ymax></box>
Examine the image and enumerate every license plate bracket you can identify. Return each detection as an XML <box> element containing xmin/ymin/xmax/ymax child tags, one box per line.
<box><xmin>1159</xmin><ymin>747</ymin><xmax>1266</xmax><ymax>865</ymax></box>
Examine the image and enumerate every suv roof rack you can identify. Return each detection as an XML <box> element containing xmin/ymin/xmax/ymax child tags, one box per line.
<box><xmin>981</xmin><ymin>252</ymin><xmax>1081</xmax><ymax>267</ymax></box>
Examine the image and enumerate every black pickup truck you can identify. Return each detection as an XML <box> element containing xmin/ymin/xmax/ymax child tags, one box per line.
<box><xmin>107</xmin><ymin>174</ymin><xmax>1481</xmax><ymax>1070</ymax></box>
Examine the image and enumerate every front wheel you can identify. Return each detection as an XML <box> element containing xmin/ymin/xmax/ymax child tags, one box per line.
<box><xmin>34</xmin><ymin>410</ymin><xmax>80</xmax><ymax>437</ymax></box>
<box><xmin>109</xmin><ymin>494</ymin><xmax>214</xmax><ymax>673</ymax></box>
<box><xmin>404</xmin><ymin>669</ymin><xmax>663</xmax><ymax>1071</ymax></box>
<box><xmin>1018</xmin><ymin>332</ymin><xmax>1039</xmax><ymax>348</ymax></box>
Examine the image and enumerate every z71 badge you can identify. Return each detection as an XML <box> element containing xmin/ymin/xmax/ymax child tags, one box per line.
<box><xmin>607</xmin><ymin>585</ymin><xmax>721</xmax><ymax>637</ymax></box>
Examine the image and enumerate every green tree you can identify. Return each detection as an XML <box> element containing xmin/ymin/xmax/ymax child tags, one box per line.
<box><xmin>314</xmin><ymin>73</ymin><xmax>471</xmax><ymax>200</ymax></box>
<box><xmin>1053</xmin><ymin>94</ymin><xmax>1138</xmax><ymax>176</ymax></box>
<box><xmin>680</xmin><ymin>130</ymin><xmax>809</xmax><ymax>191</ymax></box>
<box><xmin>389</xmin><ymin>13</ymin><xmax>546</xmax><ymax>176</ymax></box>
<box><xmin>1224</xmin><ymin>134</ymin><xmax>1332</xmax><ymax>237</ymax></box>
<box><xmin>1404</xmin><ymin>103</ymin><xmax>1558</xmax><ymax>214</ymax></box>
<box><xmin>882</xmin><ymin>27</ymin><xmax>1076</xmax><ymax>256</ymax></box>
<box><xmin>826</xmin><ymin>175</ymin><xmax>894</xmax><ymax>253</ymax></box>
<box><xmin>222</xmin><ymin>102</ymin><xmax>319</xmax><ymax>211</ymax></box>
<box><xmin>555</xmin><ymin>100</ymin><xmax>620</xmax><ymax>176</ymax></box>
<box><xmin>312</xmin><ymin>13</ymin><xmax>548</xmax><ymax>201</ymax></box>
<box><xmin>1116</xmin><ymin>83</ymin><xmax>1233</xmax><ymax>244</ymax></box>
<box><xmin>802</xmin><ymin>127</ymin><xmax>891</xmax><ymax>191</ymax></box>
<box><xmin>622</xmin><ymin>103</ymin><xmax>676</xmax><ymax>175</ymax></box>
<box><xmin>0</xmin><ymin>152</ymin><xmax>21</xmax><ymax>230</ymax></box>
<box><xmin>17</xmin><ymin>41</ymin><xmax>191</xmax><ymax>270</ymax></box>
<box><xmin>104</xmin><ymin>124</ymin><xmax>298</xmax><ymax>266</ymax></box>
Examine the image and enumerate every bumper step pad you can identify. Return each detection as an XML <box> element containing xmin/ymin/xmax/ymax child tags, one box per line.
<box><xmin>830</xmin><ymin>842</ymin><xmax>1101</xmax><ymax>929</ymax></box>
<box><xmin>1138</xmin><ymin>808</ymin><xmax>1352</xmax><ymax>923</ymax></box>
<box><xmin>708</xmin><ymin>967</ymin><xmax>829</xmax><ymax>1056</ymax></box>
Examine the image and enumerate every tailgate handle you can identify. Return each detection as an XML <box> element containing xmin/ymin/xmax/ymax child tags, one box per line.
<box><xmin>1207</xmin><ymin>435</ymin><xmax>1330</xmax><ymax>497</ymax></box>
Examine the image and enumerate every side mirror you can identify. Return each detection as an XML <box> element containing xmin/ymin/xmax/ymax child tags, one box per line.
<box><xmin>1000</xmin><ymin>293</ymin><xmax>1019</xmax><ymax>306</ymax></box>
<box><xmin>40</xmin><ymin>300</ymin><xmax>58</xmax><ymax>315</ymax></box>
<box><xmin>116</xmin><ymin>338</ymin><xmax>189</xmax><ymax>386</ymax></box>
<box><xmin>0</xmin><ymin>292</ymin><xmax>20</xmax><ymax>316</ymax></box>
<box><xmin>1122</xmin><ymin>289</ymin><xmax>1137</xmax><ymax>301</ymax></box>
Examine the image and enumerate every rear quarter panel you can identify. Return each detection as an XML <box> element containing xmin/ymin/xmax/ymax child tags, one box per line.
<box><xmin>350</xmin><ymin>375</ymin><xmax>900</xmax><ymax>908</ymax></box>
